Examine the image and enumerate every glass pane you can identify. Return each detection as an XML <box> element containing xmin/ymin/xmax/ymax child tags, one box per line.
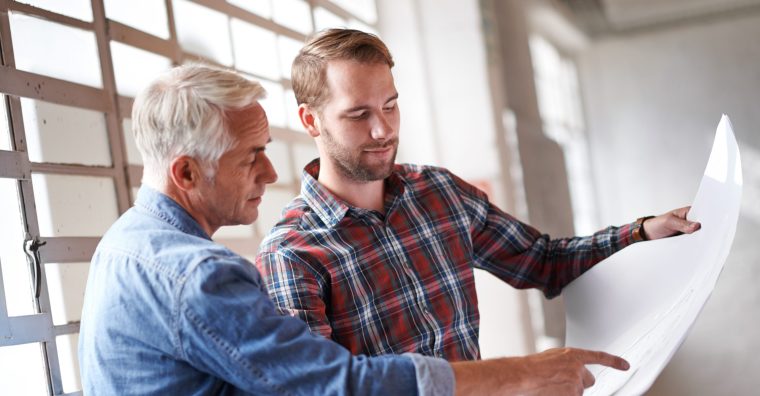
<box><xmin>277</xmin><ymin>35</ymin><xmax>303</xmax><ymax>79</ymax></box>
<box><xmin>256</xmin><ymin>189</ymin><xmax>296</xmax><ymax>237</ymax></box>
<box><xmin>267</xmin><ymin>140</ymin><xmax>293</xmax><ymax>185</ymax></box>
<box><xmin>173</xmin><ymin>0</ymin><xmax>233</xmax><ymax>66</ymax></box>
<box><xmin>231</xmin><ymin>18</ymin><xmax>280</xmax><ymax>81</ymax></box>
<box><xmin>111</xmin><ymin>42</ymin><xmax>172</xmax><ymax>98</ymax></box>
<box><xmin>122</xmin><ymin>118</ymin><xmax>143</xmax><ymax>165</ymax></box>
<box><xmin>10</xmin><ymin>13</ymin><xmax>102</xmax><ymax>88</ymax></box>
<box><xmin>284</xmin><ymin>88</ymin><xmax>301</xmax><ymax>131</ymax></box>
<box><xmin>46</xmin><ymin>262</ymin><xmax>89</xmax><ymax>325</ymax></box>
<box><xmin>104</xmin><ymin>0</ymin><xmax>170</xmax><ymax>39</ymax></box>
<box><xmin>330</xmin><ymin>0</ymin><xmax>377</xmax><ymax>24</ymax></box>
<box><xmin>314</xmin><ymin>7</ymin><xmax>347</xmax><ymax>31</ymax></box>
<box><xmin>0</xmin><ymin>343</ymin><xmax>47</xmax><ymax>396</ymax></box>
<box><xmin>32</xmin><ymin>174</ymin><xmax>119</xmax><ymax>237</ymax></box>
<box><xmin>18</xmin><ymin>0</ymin><xmax>93</xmax><ymax>22</ymax></box>
<box><xmin>20</xmin><ymin>98</ymin><xmax>111</xmax><ymax>166</ymax></box>
<box><xmin>272</xmin><ymin>0</ymin><xmax>312</xmax><ymax>35</ymax></box>
<box><xmin>0</xmin><ymin>179</ymin><xmax>35</xmax><ymax>316</ymax></box>
<box><xmin>56</xmin><ymin>333</ymin><xmax>82</xmax><ymax>393</ymax></box>
<box><xmin>228</xmin><ymin>0</ymin><xmax>272</xmax><ymax>18</ymax></box>
<box><xmin>1</xmin><ymin>95</ymin><xmax>11</xmax><ymax>151</ymax></box>
<box><xmin>292</xmin><ymin>142</ymin><xmax>319</xmax><ymax>171</ymax></box>
<box><xmin>258</xmin><ymin>79</ymin><xmax>285</xmax><ymax>128</ymax></box>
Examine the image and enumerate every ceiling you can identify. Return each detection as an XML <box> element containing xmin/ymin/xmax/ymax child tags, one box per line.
<box><xmin>559</xmin><ymin>0</ymin><xmax>760</xmax><ymax>35</ymax></box>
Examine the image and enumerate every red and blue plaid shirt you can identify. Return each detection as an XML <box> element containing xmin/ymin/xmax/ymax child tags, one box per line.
<box><xmin>256</xmin><ymin>160</ymin><xmax>637</xmax><ymax>361</ymax></box>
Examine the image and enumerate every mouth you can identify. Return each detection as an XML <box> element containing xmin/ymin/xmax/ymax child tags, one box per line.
<box><xmin>248</xmin><ymin>196</ymin><xmax>263</xmax><ymax>204</ymax></box>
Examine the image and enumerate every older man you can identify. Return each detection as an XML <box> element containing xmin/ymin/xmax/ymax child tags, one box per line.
<box><xmin>78</xmin><ymin>64</ymin><xmax>629</xmax><ymax>395</ymax></box>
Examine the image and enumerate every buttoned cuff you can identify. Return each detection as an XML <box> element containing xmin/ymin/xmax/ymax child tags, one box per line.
<box><xmin>406</xmin><ymin>353</ymin><xmax>455</xmax><ymax>396</ymax></box>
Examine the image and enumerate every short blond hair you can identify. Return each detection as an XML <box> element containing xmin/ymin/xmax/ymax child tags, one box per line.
<box><xmin>292</xmin><ymin>29</ymin><xmax>394</xmax><ymax>110</ymax></box>
<box><xmin>132</xmin><ymin>64</ymin><xmax>266</xmax><ymax>188</ymax></box>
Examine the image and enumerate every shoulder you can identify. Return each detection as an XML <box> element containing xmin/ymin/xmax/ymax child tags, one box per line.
<box><xmin>257</xmin><ymin>196</ymin><xmax>318</xmax><ymax>255</ymax></box>
<box><xmin>396</xmin><ymin>163</ymin><xmax>485</xmax><ymax>199</ymax></box>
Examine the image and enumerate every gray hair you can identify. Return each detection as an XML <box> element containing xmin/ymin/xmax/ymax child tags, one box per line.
<box><xmin>132</xmin><ymin>64</ymin><xmax>266</xmax><ymax>188</ymax></box>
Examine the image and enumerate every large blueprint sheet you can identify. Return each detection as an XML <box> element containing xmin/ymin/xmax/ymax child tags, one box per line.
<box><xmin>564</xmin><ymin>115</ymin><xmax>743</xmax><ymax>395</ymax></box>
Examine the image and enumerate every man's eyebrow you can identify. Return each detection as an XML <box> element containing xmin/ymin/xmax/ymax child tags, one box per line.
<box><xmin>251</xmin><ymin>138</ymin><xmax>272</xmax><ymax>152</ymax></box>
<box><xmin>342</xmin><ymin>93</ymin><xmax>400</xmax><ymax>113</ymax></box>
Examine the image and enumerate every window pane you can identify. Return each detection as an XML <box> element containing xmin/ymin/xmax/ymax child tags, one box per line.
<box><xmin>268</xmin><ymin>140</ymin><xmax>293</xmax><ymax>185</ymax></box>
<box><xmin>0</xmin><ymin>343</ymin><xmax>47</xmax><ymax>396</ymax></box>
<box><xmin>314</xmin><ymin>7</ymin><xmax>346</xmax><ymax>31</ymax></box>
<box><xmin>1</xmin><ymin>95</ymin><xmax>11</xmax><ymax>151</ymax></box>
<box><xmin>18</xmin><ymin>0</ymin><xmax>93</xmax><ymax>22</ymax></box>
<box><xmin>228</xmin><ymin>0</ymin><xmax>272</xmax><ymax>19</ymax></box>
<box><xmin>111</xmin><ymin>42</ymin><xmax>172</xmax><ymax>98</ymax></box>
<box><xmin>284</xmin><ymin>88</ymin><xmax>301</xmax><ymax>131</ymax></box>
<box><xmin>104</xmin><ymin>0</ymin><xmax>170</xmax><ymax>39</ymax></box>
<box><xmin>231</xmin><ymin>18</ymin><xmax>280</xmax><ymax>80</ymax></box>
<box><xmin>258</xmin><ymin>79</ymin><xmax>285</xmax><ymax>128</ymax></box>
<box><xmin>56</xmin><ymin>333</ymin><xmax>82</xmax><ymax>393</ymax></box>
<box><xmin>10</xmin><ymin>13</ymin><xmax>102</xmax><ymax>88</ymax></box>
<box><xmin>330</xmin><ymin>0</ymin><xmax>377</xmax><ymax>24</ymax></box>
<box><xmin>173</xmin><ymin>0</ymin><xmax>233</xmax><ymax>66</ymax></box>
<box><xmin>46</xmin><ymin>262</ymin><xmax>89</xmax><ymax>325</ymax></box>
<box><xmin>20</xmin><ymin>98</ymin><xmax>111</xmax><ymax>166</ymax></box>
<box><xmin>256</xmin><ymin>189</ymin><xmax>296</xmax><ymax>237</ymax></box>
<box><xmin>122</xmin><ymin>118</ymin><xmax>143</xmax><ymax>165</ymax></box>
<box><xmin>272</xmin><ymin>0</ymin><xmax>312</xmax><ymax>35</ymax></box>
<box><xmin>277</xmin><ymin>35</ymin><xmax>303</xmax><ymax>79</ymax></box>
<box><xmin>292</xmin><ymin>142</ymin><xmax>319</xmax><ymax>171</ymax></box>
<box><xmin>32</xmin><ymin>174</ymin><xmax>119</xmax><ymax>237</ymax></box>
<box><xmin>0</xmin><ymin>179</ymin><xmax>35</xmax><ymax>316</ymax></box>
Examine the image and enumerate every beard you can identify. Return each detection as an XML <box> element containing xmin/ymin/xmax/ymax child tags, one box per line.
<box><xmin>321</xmin><ymin>127</ymin><xmax>398</xmax><ymax>182</ymax></box>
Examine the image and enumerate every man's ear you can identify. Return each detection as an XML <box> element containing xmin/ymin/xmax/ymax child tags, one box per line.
<box><xmin>168</xmin><ymin>156</ymin><xmax>202</xmax><ymax>192</ymax></box>
<box><xmin>299</xmin><ymin>104</ymin><xmax>321</xmax><ymax>138</ymax></box>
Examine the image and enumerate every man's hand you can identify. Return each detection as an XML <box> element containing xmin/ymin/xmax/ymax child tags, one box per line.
<box><xmin>642</xmin><ymin>206</ymin><xmax>701</xmax><ymax>240</ymax></box>
<box><xmin>451</xmin><ymin>347</ymin><xmax>629</xmax><ymax>396</ymax></box>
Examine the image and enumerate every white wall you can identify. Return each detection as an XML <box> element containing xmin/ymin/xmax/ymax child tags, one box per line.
<box><xmin>579</xmin><ymin>11</ymin><xmax>760</xmax><ymax>395</ymax></box>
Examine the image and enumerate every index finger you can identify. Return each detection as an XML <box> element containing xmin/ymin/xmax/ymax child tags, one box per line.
<box><xmin>575</xmin><ymin>350</ymin><xmax>630</xmax><ymax>371</ymax></box>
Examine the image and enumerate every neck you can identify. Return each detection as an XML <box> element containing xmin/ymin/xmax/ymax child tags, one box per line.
<box><xmin>317</xmin><ymin>160</ymin><xmax>386</xmax><ymax>213</ymax></box>
<box><xmin>160</xmin><ymin>183</ymin><xmax>218</xmax><ymax>237</ymax></box>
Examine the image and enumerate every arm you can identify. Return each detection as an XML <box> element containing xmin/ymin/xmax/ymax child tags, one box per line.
<box><xmin>177</xmin><ymin>256</ymin><xmax>431</xmax><ymax>395</ymax></box>
<box><xmin>255</xmin><ymin>250</ymin><xmax>333</xmax><ymax>338</ymax></box>
<box><xmin>451</xmin><ymin>348</ymin><xmax>629</xmax><ymax>396</ymax></box>
<box><xmin>451</xmin><ymin>173</ymin><xmax>698</xmax><ymax>297</ymax></box>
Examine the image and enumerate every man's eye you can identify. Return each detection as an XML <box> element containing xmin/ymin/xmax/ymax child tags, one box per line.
<box><xmin>348</xmin><ymin>112</ymin><xmax>368</xmax><ymax>120</ymax></box>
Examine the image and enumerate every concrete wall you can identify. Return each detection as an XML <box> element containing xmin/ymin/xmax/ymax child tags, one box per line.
<box><xmin>578</xmin><ymin>10</ymin><xmax>760</xmax><ymax>395</ymax></box>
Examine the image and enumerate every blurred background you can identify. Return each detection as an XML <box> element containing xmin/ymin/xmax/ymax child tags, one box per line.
<box><xmin>0</xmin><ymin>0</ymin><xmax>757</xmax><ymax>394</ymax></box>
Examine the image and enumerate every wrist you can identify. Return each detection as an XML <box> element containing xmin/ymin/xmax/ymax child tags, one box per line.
<box><xmin>632</xmin><ymin>216</ymin><xmax>654</xmax><ymax>242</ymax></box>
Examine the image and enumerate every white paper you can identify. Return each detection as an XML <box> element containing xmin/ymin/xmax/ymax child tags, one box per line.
<box><xmin>564</xmin><ymin>115</ymin><xmax>743</xmax><ymax>395</ymax></box>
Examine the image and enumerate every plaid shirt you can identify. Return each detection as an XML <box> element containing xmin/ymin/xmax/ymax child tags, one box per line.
<box><xmin>256</xmin><ymin>160</ymin><xmax>637</xmax><ymax>361</ymax></box>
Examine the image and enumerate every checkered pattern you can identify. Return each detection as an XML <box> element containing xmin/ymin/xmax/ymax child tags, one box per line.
<box><xmin>256</xmin><ymin>160</ymin><xmax>637</xmax><ymax>361</ymax></box>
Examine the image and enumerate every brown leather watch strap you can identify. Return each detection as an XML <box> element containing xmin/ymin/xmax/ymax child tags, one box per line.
<box><xmin>632</xmin><ymin>215</ymin><xmax>655</xmax><ymax>242</ymax></box>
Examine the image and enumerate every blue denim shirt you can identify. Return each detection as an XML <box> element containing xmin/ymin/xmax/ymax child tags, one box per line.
<box><xmin>79</xmin><ymin>186</ymin><xmax>454</xmax><ymax>395</ymax></box>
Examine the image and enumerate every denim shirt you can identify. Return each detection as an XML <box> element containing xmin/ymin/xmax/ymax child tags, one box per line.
<box><xmin>79</xmin><ymin>186</ymin><xmax>454</xmax><ymax>395</ymax></box>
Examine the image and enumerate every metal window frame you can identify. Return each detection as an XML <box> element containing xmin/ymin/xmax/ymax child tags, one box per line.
<box><xmin>0</xmin><ymin>0</ymin><xmax>377</xmax><ymax>394</ymax></box>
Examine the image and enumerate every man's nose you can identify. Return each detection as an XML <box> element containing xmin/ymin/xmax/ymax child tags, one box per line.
<box><xmin>371</xmin><ymin>114</ymin><xmax>394</xmax><ymax>141</ymax></box>
<box><xmin>257</xmin><ymin>153</ymin><xmax>278</xmax><ymax>184</ymax></box>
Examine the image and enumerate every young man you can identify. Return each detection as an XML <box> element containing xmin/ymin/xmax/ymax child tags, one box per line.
<box><xmin>79</xmin><ymin>63</ymin><xmax>628</xmax><ymax>395</ymax></box>
<box><xmin>256</xmin><ymin>29</ymin><xmax>698</xmax><ymax>362</ymax></box>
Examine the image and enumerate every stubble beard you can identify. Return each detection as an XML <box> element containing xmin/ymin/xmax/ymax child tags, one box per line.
<box><xmin>321</xmin><ymin>127</ymin><xmax>398</xmax><ymax>182</ymax></box>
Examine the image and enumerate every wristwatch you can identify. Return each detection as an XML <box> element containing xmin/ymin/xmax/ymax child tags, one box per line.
<box><xmin>632</xmin><ymin>216</ymin><xmax>654</xmax><ymax>242</ymax></box>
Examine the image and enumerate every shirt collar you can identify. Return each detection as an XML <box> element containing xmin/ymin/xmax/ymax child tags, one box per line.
<box><xmin>300</xmin><ymin>159</ymin><xmax>407</xmax><ymax>228</ymax></box>
<box><xmin>135</xmin><ymin>185</ymin><xmax>212</xmax><ymax>240</ymax></box>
